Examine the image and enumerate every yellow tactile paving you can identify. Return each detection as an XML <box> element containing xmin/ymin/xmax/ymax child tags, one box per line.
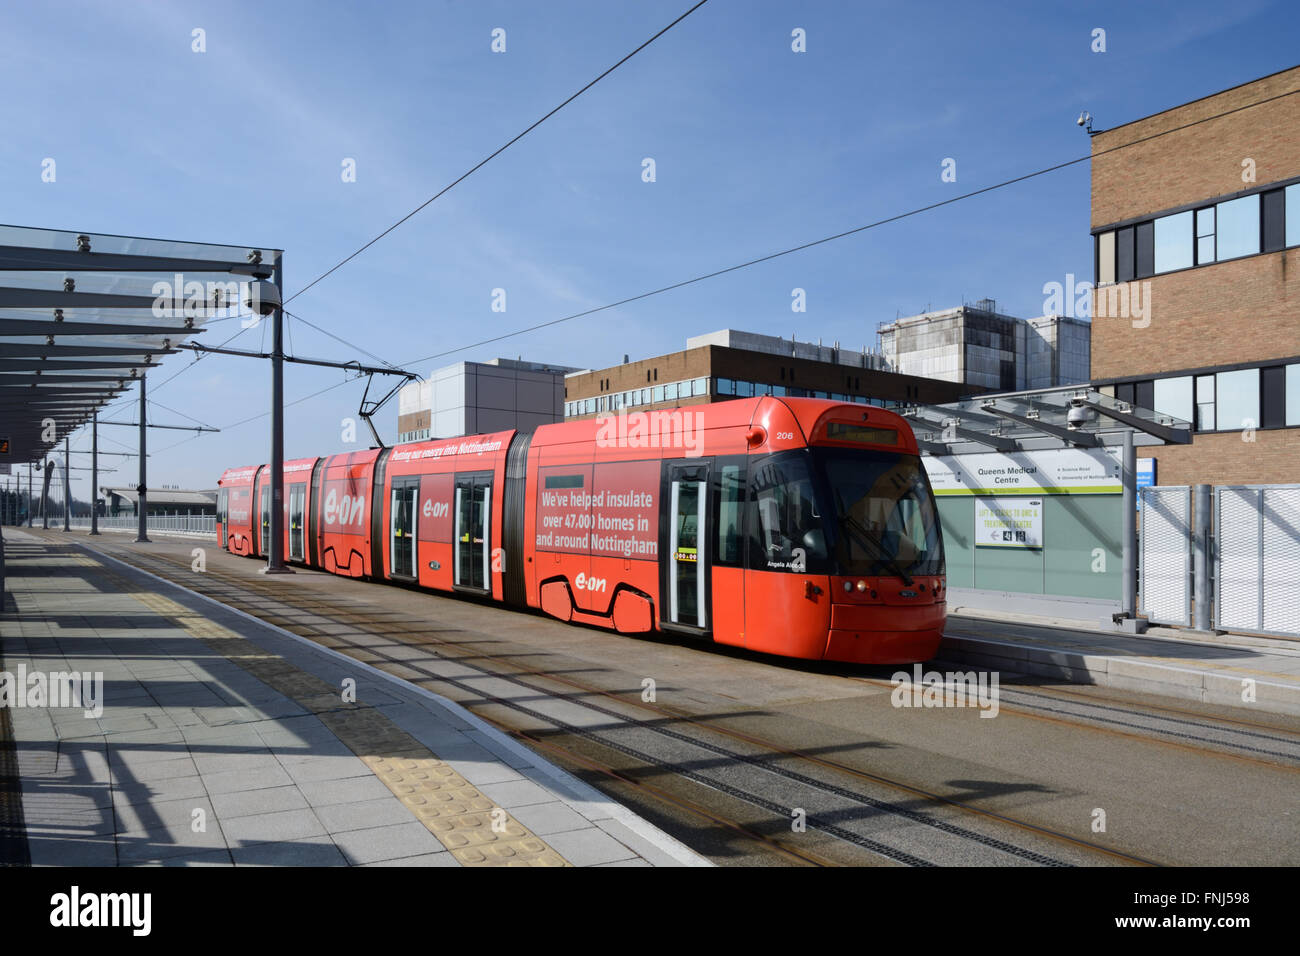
<box><xmin>71</xmin><ymin>550</ymin><xmax>572</xmax><ymax>867</ymax></box>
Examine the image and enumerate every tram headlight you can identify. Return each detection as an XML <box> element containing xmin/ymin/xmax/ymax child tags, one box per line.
<box><xmin>843</xmin><ymin>581</ymin><xmax>853</xmax><ymax>593</ymax></box>
<box><xmin>855</xmin><ymin>580</ymin><xmax>867</xmax><ymax>593</ymax></box>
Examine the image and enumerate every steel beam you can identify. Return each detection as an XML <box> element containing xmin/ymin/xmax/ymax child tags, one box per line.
<box><xmin>1081</xmin><ymin>399</ymin><xmax>1191</xmax><ymax>445</ymax></box>
<box><xmin>981</xmin><ymin>403</ymin><xmax>1100</xmax><ymax>448</ymax></box>
<box><xmin>0</xmin><ymin>245</ymin><xmax>274</xmax><ymax>278</ymax></box>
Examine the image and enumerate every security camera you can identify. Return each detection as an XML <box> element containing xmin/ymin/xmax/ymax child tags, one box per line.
<box><xmin>1067</xmin><ymin>404</ymin><xmax>1092</xmax><ymax>429</ymax></box>
<box><xmin>244</xmin><ymin>280</ymin><xmax>282</xmax><ymax>316</ymax></box>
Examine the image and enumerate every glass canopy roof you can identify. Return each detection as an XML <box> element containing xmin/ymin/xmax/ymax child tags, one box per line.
<box><xmin>901</xmin><ymin>383</ymin><xmax>1193</xmax><ymax>455</ymax></box>
<box><xmin>0</xmin><ymin>222</ymin><xmax>282</xmax><ymax>465</ymax></box>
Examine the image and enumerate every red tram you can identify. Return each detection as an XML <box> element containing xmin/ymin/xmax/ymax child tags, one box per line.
<box><xmin>216</xmin><ymin>397</ymin><xmax>946</xmax><ymax>664</ymax></box>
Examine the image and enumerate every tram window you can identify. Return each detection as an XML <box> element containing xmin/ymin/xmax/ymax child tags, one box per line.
<box><xmin>716</xmin><ymin>462</ymin><xmax>745</xmax><ymax>567</ymax></box>
<box><xmin>745</xmin><ymin>454</ymin><xmax>828</xmax><ymax>573</ymax></box>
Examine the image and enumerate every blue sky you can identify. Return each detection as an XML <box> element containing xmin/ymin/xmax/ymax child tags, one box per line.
<box><xmin>3</xmin><ymin>0</ymin><xmax>1297</xmax><ymax>497</ymax></box>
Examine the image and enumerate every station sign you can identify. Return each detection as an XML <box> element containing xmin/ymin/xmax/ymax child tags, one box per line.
<box><xmin>1135</xmin><ymin>458</ymin><xmax>1156</xmax><ymax>511</ymax></box>
<box><xmin>975</xmin><ymin>498</ymin><xmax>1042</xmax><ymax>548</ymax></box>
<box><xmin>923</xmin><ymin>448</ymin><xmax>1122</xmax><ymax>496</ymax></box>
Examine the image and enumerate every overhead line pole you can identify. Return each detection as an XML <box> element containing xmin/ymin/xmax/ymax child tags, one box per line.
<box><xmin>136</xmin><ymin>373</ymin><xmax>149</xmax><ymax>544</ymax></box>
<box><xmin>266</xmin><ymin>256</ymin><xmax>290</xmax><ymax>575</ymax></box>
<box><xmin>90</xmin><ymin>411</ymin><xmax>100</xmax><ymax>535</ymax></box>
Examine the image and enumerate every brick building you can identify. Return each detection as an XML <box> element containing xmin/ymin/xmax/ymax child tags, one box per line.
<box><xmin>1089</xmin><ymin>65</ymin><xmax>1300</xmax><ymax>486</ymax></box>
<box><xmin>562</xmin><ymin>329</ymin><xmax>970</xmax><ymax>419</ymax></box>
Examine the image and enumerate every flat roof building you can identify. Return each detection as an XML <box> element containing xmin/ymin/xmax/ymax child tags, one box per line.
<box><xmin>562</xmin><ymin>329</ymin><xmax>971</xmax><ymax>420</ymax></box>
<box><xmin>876</xmin><ymin>300</ymin><xmax>1091</xmax><ymax>392</ymax></box>
<box><xmin>1088</xmin><ymin>65</ymin><xmax>1300</xmax><ymax>486</ymax></box>
<box><xmin>397</xmin><ymin>357</ymin><xmax>580</xmax><ymax>442</ymax></box>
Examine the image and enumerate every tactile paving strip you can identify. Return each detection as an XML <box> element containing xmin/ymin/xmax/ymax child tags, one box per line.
<box><xmin>79</xmin><ymin>551</ymin><xmax>570</xmax><ymax>867</ymax></box>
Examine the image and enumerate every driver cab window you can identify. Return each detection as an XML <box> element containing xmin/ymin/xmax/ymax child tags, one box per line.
<box><xmin>745</xmin><ymin>453</ymin><xmax>828</xmax><ymax>572</ymax></box>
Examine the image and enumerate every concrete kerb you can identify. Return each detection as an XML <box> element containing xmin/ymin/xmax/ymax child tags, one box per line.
<box><xmin>936</xmin><ymin>633</ymin><xmax>1300</xmax><ymax>716</ymax></box>
<box><xmin>73</xmin><ymin>541</ymin><xmax>712</xmax><ymax>867</ymax></box>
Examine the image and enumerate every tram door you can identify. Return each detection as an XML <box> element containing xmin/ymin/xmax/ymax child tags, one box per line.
<box><xmin>259</xmin><ymin>485</ymin><xmax>271</xmax><ymax>555</ymax></box>
<box><xmin>391</xmin><ymin>479</ymin><xmax>418</xmax><ymax>578</ymax></box>
<box><xmin>665</xmin><ymin>462</ymin><xmax>710</xmax><ymax>630</ymax></box>
<box><xmin>288</xmin><ymin>484</ymin><xmax>306</xmax><ymax>561</ymax></box>
<box><xmin>454</xmin><ymin>474</ymin><xmax>492</xmax><ymax>591</ymax></box>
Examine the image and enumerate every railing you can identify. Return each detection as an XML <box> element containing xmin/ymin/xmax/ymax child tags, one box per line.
<box><xmin>65</xmin><ymin>514</ymin><xmax>217</xmax><ymax>535</ymax></box>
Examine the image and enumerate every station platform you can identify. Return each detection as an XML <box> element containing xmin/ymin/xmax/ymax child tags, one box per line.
<box><xmin>940</xmin><ymin>608</ymin><xmax>1300</xmax><ymax>716</ymax></box>
<box><xmin>0</xmin><ymin>528</ymin><xmax>709</xmax><ymax>867</ymax></box>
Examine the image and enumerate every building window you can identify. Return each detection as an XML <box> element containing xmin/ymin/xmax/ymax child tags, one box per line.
<box><xmin>1195</xmin><ymin>207</ymin><xmax>1215</xmax><ymax>264</ymax></box>
<box><xmin>692</xmin><ymin>377</ymin><xmax>707</xmax><ymax>396</ymax></box>
<box><xmin>1261</xmin><ymin>365</ymin><xmax>1287</xmax><ymax>429</ymax></box>
<box><xmin>1262</xmin><ymin>189</ymin><xmax>1286</xmax><ymax>253</ymax></box>
<box><xmin>653</xmin><ymin>369</ymin><xmax>658</xmax><ymax>381</ymax></box>
<box><xmin>1097</xmin><ymin>231</ymin><xmax>1116</xmax><ymax>284</ymax></box>
<box><xmin>1152</xmin><ymin>376</ymin><xmax>1193</xmax><ymax>422</ymax></box>
<box><xmin>664</xmin><ymin>382</ymin><xmax>678</xmax><ymax>401</ymax></box>
<box><xmin>641</xmin><ymin>387</ymin><xmax>650</xmax><ymax>404</ymax></box>
<box><xmin>653</xmin><ymin>385</ymin><xmax>664</xmax><ymax>403</ymax></box>
<box><xmin>1216</xmin><ymin>368</ymin><xmax>1259</xmax><ymax>431</ymax></box>
<box><xmin>1135</xmin><ymin>220</ymin><xmax>1155</xmax><ymax>277</ymax></box>
<box><xmin>1153</xmin><ymin>210</ymin><xmax>1194</xmax><ymax>273</ymax></box>
<box><xmin>1116</xmin><ymin>225</ymin><xmax>1135</xmax><ymax>282</ymax></box>
<box><xmin>1288</xmin><ymin>364</ymin><xmax>1300</xmax><ymax>427</ymax></box>
<box><xmin>1215</xmin><ymin>194</ymin><xmax>1260</xmax><ymax>261</ymax></box>
<box><xmin>1195</xmin><ymin>375</ymin><xmax>1215</xmax><ymax>431</ymax></box>
<box><xmin>717</xmin><ymin>377</ymin><xmax>734</xmax><ymax>396</ymax></box>
<box><xmin>1287</xmin><ymin>184</ymin><xmax>1300</xmax><ymax>248</ymax></box>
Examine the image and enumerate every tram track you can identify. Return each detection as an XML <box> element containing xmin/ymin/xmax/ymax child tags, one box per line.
<box><xmin>74</xmin><ymin>537</ymin><xmax>1181</xmax><ymax>867</ymax></box>
<box><xmin>850</xmin><ymin>674</ymin><xmax>1300</xmax><ymax>768</ymax></box>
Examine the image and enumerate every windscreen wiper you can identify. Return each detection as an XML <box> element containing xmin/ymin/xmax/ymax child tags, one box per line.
<box><xmin>838</xmin><ymin>512</ymin><xmax>914</xmax><ymax>587</ymax></box>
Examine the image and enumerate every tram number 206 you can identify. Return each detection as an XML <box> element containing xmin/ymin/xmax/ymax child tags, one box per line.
<box><xmin>775</xmin><ymin>431</ymin><xmax>794</xmax><ymax>440</ymax></box>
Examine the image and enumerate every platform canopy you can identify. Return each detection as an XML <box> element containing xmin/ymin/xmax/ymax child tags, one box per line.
<box><xmin>0</xmin><ymin>223</ymin><xmax>281</xmax><ymax>465</ymax></box>
<box><xmin>900</xmin><ymin>383</ymin><xmax>1193</xmax><ymax>456</ymax></box>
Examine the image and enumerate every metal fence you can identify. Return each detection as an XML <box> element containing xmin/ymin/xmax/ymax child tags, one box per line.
<box><xmin>1216</xmin><ymin>485</ymin><xmax>1300</xmax><ymax>638</ymax></box>
<box><xmin>66</xmin><ymin>515</ymin><xmax>217</xmax><ymax>535</ymax></box>
<box><xmin>1140</xmin><ymin>485</ymin><xmax>1191</xmax><ymax>627</ymax></box>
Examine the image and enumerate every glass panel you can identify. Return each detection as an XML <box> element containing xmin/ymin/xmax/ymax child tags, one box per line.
<box><xmin>1152</xmin><ymin>376</ymin><xmax>1193</xmax><ymax>421</ymax></box>
<box><xmin>1154</xmin><ymin>211</ymin><xmax>1193</xmax><ymax>273</ymax></box>
<box><xmin>653</xmin><ymin>385</ymin><xmax>664</xmax><ymax>403</ymax></box>
<box><xmin>1135</xmin><ymin>220</ymin><xmax>1154</xmax><ymax>277</ymax></box>
<box><xmin>717</xmin><ymin>463</ymin><xmax>745</xmax><ymax>566</ymax></box>
<box><xmin>817</xmin><ymin>449</ymin><xmax>944</xmax><ymax>578</ymax></box>
<box><xmin>693</xmin><ymin>377</ymin><xmax>707</xmax><ymax>396</ymax></box>
<box><xmin>717</xmin><ymin>378</ymin><xmax>733</xmax><ymax>395</ymax></box>
<box><xmin>289</xmin><ymin>485</ymin><xmax>305</xmax><ymax>560</ymax></box>
<box><xmin>1288</xmin><ymin>184</ymin><xmax>1300</xmax><ymax>248</ymax></box>
<box><xmin>1216</xmin><ymin>194</ymin><xmax>1260</xmax><ymax>261</ymax></box>
<box><xmin>1216</xmin><ymin>368</ymin><xmax>1259</xmax><ymax>431</ymax></box>
<box><xmin>1288</xmin><ymin>364</ymin><xmax>1300</xmax><ymax>427</ymax></box>
<box><xmin>1116</xmin><ymin>226</ymin><xmax>1135</xmax><ymax>282</ymax></box>
<box><xmin>1196</xmin><ymin>207</ymin><xmax>1215</xmax><ymax>237</ymax></box>
<box><xmin>1262</xmin><ymin>189</ymin><xmax>1285</xmax><ymax>252</ymax></box>
<box><xmin>746</xmin><ymin>453</ymin><xmax>828</xmax><ymax>572</ymax></box>
<box><xmin>664</xmin><ymin>382</ymin><xmax>677</xmax><ymax>400</ymax></box>
<box><xmin>1097</xmin><ymin>231</ymin><xmax>1116</xmax><ymax>284</ymax></box>
<box><xmin>1262</xmin><ymin>366</ymin><xmax>1287</xmax><ymax>429</ymax></box>
<box><xmin>1195</xmin><ymin>374</ymin><xmax>1216</xmax><ymax>431</ymax></box>
<box><xmin>671</xmin><ymin>479</ymin><xmax>703</xmax><ymax>626</ymax></box>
